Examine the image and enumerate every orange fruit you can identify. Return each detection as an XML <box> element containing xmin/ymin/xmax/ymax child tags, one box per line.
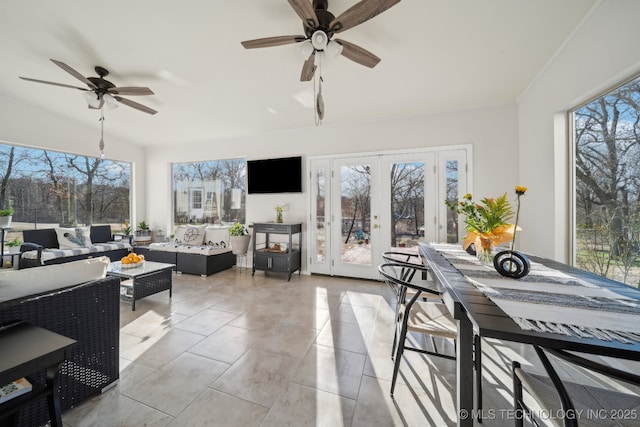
<box><xmin>138</xmin><ymin>254</ymin><xmax>145</xmax><ymax>261</ymax></box>
<box><xmin>121</xmin><ymin>257</ymin><xmax>132</xmax><ymax>264</ymax></box>
<box><xmin>131</xmin><ymin>255</ymin><xmax>141</xmax><ymax>263</ymax></box>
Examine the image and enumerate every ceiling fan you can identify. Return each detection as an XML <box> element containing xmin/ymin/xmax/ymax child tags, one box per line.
<box><xmin>241</xmin><ymin>0</ymin><xmax>401</xmax><ymax>82</ymax></box>
<box><xmin>19</xmin><ymin>59</ymin><xmax>158</xmax><ymax>115</ymax></box>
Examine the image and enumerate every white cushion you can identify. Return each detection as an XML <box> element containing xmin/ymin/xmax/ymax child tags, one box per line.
<box><xmin>204</xmin><ymin>227</ymin><xmax>230</xmax><ymax>247</ymax></box>
<box><xmin>175</xmin><ymin>245</ymin><xmax>231</xmax><ymax>255</ymax></box>
<box><xmin>0</xmin><ymin>256</ymin><xmax>110</xmax><ymax>303</ymax></box>
<box><xmin>55</xmin><ymin>226</ymin><xmax>92</xmax><ymax>249</ymax></box>
<box><xmin>173</xmin><ymin>225</ymin><xmax>206</xmax><ymax>246</ymax></box>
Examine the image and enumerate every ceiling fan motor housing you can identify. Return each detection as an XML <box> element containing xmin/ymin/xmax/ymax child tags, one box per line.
<box><xmin>304</xmin><ymin>9</ymin><xmax>336</xmax><ymax>38</ymax></box>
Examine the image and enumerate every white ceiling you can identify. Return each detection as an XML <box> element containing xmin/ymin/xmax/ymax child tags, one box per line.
<box><xmin>0</xmin><ymin>0</ymin><xmax>595</xmax><ymax>148</ymax></box>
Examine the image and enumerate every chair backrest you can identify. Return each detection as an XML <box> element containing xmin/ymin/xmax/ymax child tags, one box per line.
<box><xmin>381</xmin><ymin>251</ymin><xmax>424</xmax><ymax>283</ymax></box>
<box><xmin>530</xmin><ymin>345</ymin><xmax>640</xmax><ymax>426</ymax></box>
<box><xmin>378</xmin><ymin>262</ymin><xmax>442</xmax><ymax>298</ymax></box>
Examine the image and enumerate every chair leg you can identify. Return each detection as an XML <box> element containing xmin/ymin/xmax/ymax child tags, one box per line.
<box><xmin>474</xmin><ymin>334</ymin><xmax>483</xmax><ymax>422</ymax></box>
<box><xmin>391</xmin><ymin>313</ymin><xmax>410</xmax><ymax>397</ymax></box>
<box><xmin>512</xmin><ymin>361</ymin><xmax>524</xmax><ymax>427</ymax></box>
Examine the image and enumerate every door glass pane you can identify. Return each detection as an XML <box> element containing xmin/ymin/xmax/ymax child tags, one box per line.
<box><xmin>445</xmin><ymin>160</ymin><xmax>460</xmax><ymax>243</ymax></box>
<box><xmin>340</xmin><ymin>164</ymin><xmax>371</xmax><ymax>265</ymax></box>
<box><xmin>315</xmin><ymin>167</ymin><xmax>326</xmax><ymax>263</ymax></box>
<box><xmin>390</xmin><ymin>162</ymin><xmax>425</xmax><ymax>248</ymax></box>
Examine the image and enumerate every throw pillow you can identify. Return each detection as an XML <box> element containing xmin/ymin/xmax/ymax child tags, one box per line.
<box><xmin>55</xmin><ymin>226</ymin><xmax>92</xmax><ymax>249</ymax></box>
<box><xmin>204</xmin><ymin>227</ymin><xmax>230</xmax><ymax>247</ymax></box>
<box><xmin>173</xmin><ymin>225</ymin><xmax>207</xmax><ymax>246</ymax></box>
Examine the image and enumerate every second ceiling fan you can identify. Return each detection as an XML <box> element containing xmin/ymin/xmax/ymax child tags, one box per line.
<box><xmin>241</xmin><ymin>0</ymin><xmax>401</xmax><ymax>82</ymax></box>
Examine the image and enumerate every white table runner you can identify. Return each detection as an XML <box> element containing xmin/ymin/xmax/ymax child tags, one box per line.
<box><xmin>431</xmin><ymin>244</ymin><xmax>640</xmax><ymax>344</ymax></box>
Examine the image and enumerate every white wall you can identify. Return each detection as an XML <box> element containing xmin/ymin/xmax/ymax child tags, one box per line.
<box><xmin>146</xmin><ymin>103</ymin><xmax>519</xmax><ymax>270</ymax></box>
<box><xmin>518</xmin><ymin>0</ymin><xmax>640</xmax><ymax>261</ymax></box>
<box><xmin>0</xmin><ymin>95</ymin><xmax>147</xmax><ymax>225</ymax></box>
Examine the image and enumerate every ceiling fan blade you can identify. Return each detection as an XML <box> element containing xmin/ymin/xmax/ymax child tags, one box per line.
<box><xmin>335</xmin><ymin>39</ymin><xmax>381</xmax><ymax>68</ymax></box>
<box><xmin>241</xmin><ymin>35</ymin><xmax>306</xmax><ymax>49</ymax></box>
<box><xmin>330</xmin><ymin>0</ymin><xmax>401</xmax><ymax>33</ymax></box>
<box><xmin>287</xmin><ymin>0</ymin><xmax>319</xmax><ymax>28</ymax></box>
<box><xmin>113</xmin><ymin>96</ymin><xmax>158</xmax><ymax>115</ymax></box>
<box><xmin>50</xmin><ymin>59</ymin><xmax>96</xmax><ymax>88</ymax></box>
<box><xmin>108</xmin><ymin>87</ymin><xmax>154</xmax><ymax>96</ymax></box>
<box><xmin>19</xmin><ymin>76</ymin><xmax>89</xmax><ymax>91</ymax></box>
<box><xmin>300</xmin><ymin>51</ymin><xmax>316</xmax><ymax>81</ymax></box>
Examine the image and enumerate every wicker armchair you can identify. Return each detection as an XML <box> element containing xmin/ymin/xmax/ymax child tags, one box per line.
<box><xmin>0</xmin><ymin>277</ymin><xmax>120</xmax><ymax>426</ymax></box>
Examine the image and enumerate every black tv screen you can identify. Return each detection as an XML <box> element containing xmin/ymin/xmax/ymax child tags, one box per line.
<box><xmin>247</xmin><ymin>156</ymin><xmax>302</xmax><ymax>194</ymax></box>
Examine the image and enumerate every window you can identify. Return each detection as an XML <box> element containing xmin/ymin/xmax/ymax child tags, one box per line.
<box><xmin>572</xmin><ymin>74</ymin><xmax>640</xmax><ymax>287</ymax></box>
<box><xmin>191</xmin><ymin>189</ymin><xmax>202</xmax><ymax>209</ymax></box>
<box><xmin>0</xmin><ymin>142</ymin><xmax>131</xmax><ymax>245</ymax></box>
<box><xmin>172</xmin><ymin>159</ymin><xmax>246</xmax><ymax>225</ymax></box>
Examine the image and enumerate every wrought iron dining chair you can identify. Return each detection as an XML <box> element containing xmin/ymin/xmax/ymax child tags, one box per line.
<box><xmin>377</xmin><ymin>263</ymin><xmax>462</xmax><ymax>391</ymax></box>
<box><xmin>513</xmin><ymin>345</ymin><xmax>640</xmax><ymax>427</ymax></box>
<box><xmin>381</xmin><ymin>251</ymin><xmax>444</xmax><ymax>356</ymax></box>
<box><xmin>380</xmin><ymin>254</ymin><xmax>485</xmax><ymax>420</ymax></box>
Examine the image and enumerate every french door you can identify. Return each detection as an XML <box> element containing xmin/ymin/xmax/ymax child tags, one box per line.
<box><xmin>308</xmin><ymin>147</ymin><xmax>469</xmax><ymax>279</ymax></box>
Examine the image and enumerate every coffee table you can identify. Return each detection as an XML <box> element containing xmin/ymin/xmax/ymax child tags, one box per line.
<box><xmin>107</xmin><ymin>261</ymin><xmax>175</xmax><ymax>310</ymax></box>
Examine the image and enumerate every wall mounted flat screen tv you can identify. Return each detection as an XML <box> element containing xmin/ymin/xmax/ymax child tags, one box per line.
<box><xmin>247</xmin><ymin>156</ymin><xmax>302</xmax><ymax>194</ymax></box>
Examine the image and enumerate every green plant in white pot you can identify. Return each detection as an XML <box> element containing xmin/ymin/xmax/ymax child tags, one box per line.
<box><xmin>229</xmin><ymin>222</ymin><xmax>251</xmax><ymax>255</ymax></box>
<box><xmin>0</xmin><ymin>208</ymin><xmax>13</xmax><ymax>229</ymax></box>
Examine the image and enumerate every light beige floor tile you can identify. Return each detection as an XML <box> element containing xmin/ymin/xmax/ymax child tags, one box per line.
<box><xmin>250</xmin><ymin>323</ymin><xmax>320</xmax><ymax>359</ymax></box>
<box><xmin>120</xmin><ymin>328</ymin><xmax>205</xmax><ymax>369</ymax></box>
<box><xmin>292</xmin><ymin>344</ymin><xmax>366</xmax><ymax>399</ymax></box>
<box><xmin>168</xmin><ymin>388</ymin><xmax>269</xmax><ymax>427</ymax></box>
<box><xmin>118</xmin><ymin>358</ymin><xmax>157</xmax><ymax>392</ymax></box>
<box><xmin>260</xmin><ymin>382</ymin><xmax>356</xmax><ymax>427</ymax></box>
<box><xmin>211</xmin><ymin>348</ymin><xmax>301</xmax><ymax>407</ymax></box>
<box><xmin>63</xmin><ymin>388</ymin><xmax>174</xmax><ymax>427</ymax></box>
<box><xmin>188</xmin><ymin>325</ymin><xmax>253</xmax><ymax>364</ymax></box>
<box><xmin>352</xmin><ymin>374</ymin><xmax>456</xmax><ymax>427</ymax></box>
<box><xmin>316</xmin><ymin>319</ymin><xmax>373</xmax><ymax>354</ymax></box>
<box><xmin>124</xmin><ymin>352</ymin><xmax>229</xmax><ymax>416</ymax></box>
<box><xmin>332</xmin><ymin>302</ymin><xmax>379</xmax><ymax>326</ymax></box>
<box><xmin>173</xmin><ymin>306</ymin><xmax>239</xmax><ymax>335</ymax></box>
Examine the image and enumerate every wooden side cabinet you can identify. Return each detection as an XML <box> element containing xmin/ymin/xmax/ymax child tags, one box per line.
<box><xmin>252</xmin><ymin>222</ymin><xmax>302</xmax><ymax>281</ymax></box>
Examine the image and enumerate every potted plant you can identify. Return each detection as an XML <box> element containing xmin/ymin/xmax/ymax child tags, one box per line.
<box><xmin>5</xmin><ymin>237</ymin><xmax>21</xmax><ymax>254</ymax></box>
<box><xmin>135</xmin><ymin>220</ymin><xmax>151</xmax><ymax>244</ymax></box>
<box><xmin>0</xmin><ymin>208</ymin><xmax>13</xmax><ymax>229</ymax></box>
<box><xmin>229</xmin><ymin>222</ymin><xmax>251</xmax><ymax>255</ymax></box>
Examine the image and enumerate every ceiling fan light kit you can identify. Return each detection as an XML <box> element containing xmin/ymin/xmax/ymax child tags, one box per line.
<box><xmin>241</xmin><ymin>0</ymin><xmax>401</xmax><ymax>125</ymax></box>
<box><xmin>19</xmin><ymin>59</ymin><xmax>158</xmax><ymax>157</ymax></box>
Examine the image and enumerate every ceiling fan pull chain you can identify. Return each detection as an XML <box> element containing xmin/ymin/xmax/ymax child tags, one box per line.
<box><xmin>99</xmin><ymin>110</ymin><xmax>105</xmax><ymax>159</ymax></box>
<box><xmin>314</xmin><ymin>55</ymin><xmax>324</xmax><ymax>126</ymax></box>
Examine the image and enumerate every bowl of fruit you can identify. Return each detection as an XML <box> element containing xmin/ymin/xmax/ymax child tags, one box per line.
<box><xmin>121</xmin><ymin>252</ymin><xmax>145</xmax><ymax>269</ymax></box>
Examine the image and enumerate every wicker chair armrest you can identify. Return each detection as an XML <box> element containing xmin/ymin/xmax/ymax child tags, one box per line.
<box><xmin>19</xmin><ymin>242</ymin><xmax>43</xmax><ymax>264</ymax></box>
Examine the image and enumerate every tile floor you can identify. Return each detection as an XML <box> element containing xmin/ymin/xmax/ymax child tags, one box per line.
<box><xmin>60</xmin><ymin>267</ymin><xmax>636</xmax><ymax>427</ymax></box>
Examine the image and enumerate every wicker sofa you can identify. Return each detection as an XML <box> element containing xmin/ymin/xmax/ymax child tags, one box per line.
<box><xmin>137</xmin><ymin>225</ymin><xmax>235</xmax><ymax>277</ymax></box>
<box><xmin>0</xmin><ymin>258</ymin><xmax>119</xmax><ymax>427</ymax></box>
<box><xmin>18</xmin><ymin>224</ymin><xmax>132</xmax><ymax>269</ymax></box>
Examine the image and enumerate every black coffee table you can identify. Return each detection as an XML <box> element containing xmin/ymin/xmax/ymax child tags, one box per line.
<box><xmin>107</xmin><ymin>261</ymin><xmax>174</xmax><ymax>310</ymax></box>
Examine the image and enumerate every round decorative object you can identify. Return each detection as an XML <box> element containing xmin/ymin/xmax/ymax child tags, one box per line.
<box><xmin>493</xmin><ymin>250</ymin><xmax>530</xmax><ymax>279</ymax></box>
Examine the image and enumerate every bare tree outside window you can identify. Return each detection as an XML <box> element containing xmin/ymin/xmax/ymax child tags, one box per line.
<box><xmin>573</xmin><ymin>75</ymin><xmax>640</xmax><ymax>287</ymax></box>
<box><xmin>0</xmin><ymin>142</ymin><xmax>131</xmax><ymax>244</ymax></box>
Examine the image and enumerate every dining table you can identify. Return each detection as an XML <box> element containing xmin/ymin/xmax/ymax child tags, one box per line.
<box><xmin>418</xmin><ymin>242</ymin><xmax>640</xmax><ymax>427</ymax></box>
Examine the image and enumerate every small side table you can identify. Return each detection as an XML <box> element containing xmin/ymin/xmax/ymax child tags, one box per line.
<box><xmin>0</xmin><ymin>322</ymin><xmax>76</xmax><ymax>427</ymax></box>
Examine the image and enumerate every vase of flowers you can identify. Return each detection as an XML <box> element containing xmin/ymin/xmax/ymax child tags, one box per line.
<box><xmin>446</xmin><ymin>192</ymin><xmax>515</xmax><ymax>264</ymax></box>
<box><xmin>275</xmin><ymin>204</ymin><xmax>287</xmax><ymax>223</ymax></box>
